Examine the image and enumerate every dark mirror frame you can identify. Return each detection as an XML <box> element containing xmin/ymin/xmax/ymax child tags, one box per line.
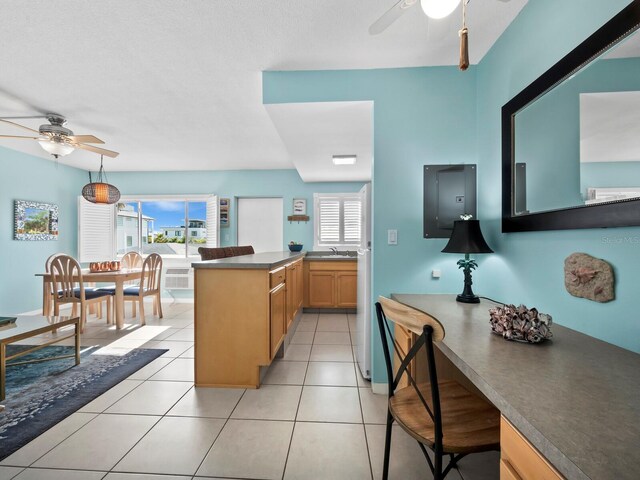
<box><xmin>502</xmin><ymin>1</ymin><xmax>640</xmax><ymax>233</ymax></box>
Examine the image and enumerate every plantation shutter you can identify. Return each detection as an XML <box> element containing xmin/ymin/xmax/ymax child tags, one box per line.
<box><xmin>314</xmin><ymin>194</ymin><xmax>362</xmax><ymax>247</ymax></box>
<box><xmin>343</xmin><ymin>198</ymin><xmax>361</xmax><ymax>245</ymax></box>
<box><xmin>206</xmin><ymin>195</ymin><xmax>219</xmax><ymax>247</ymax></box>
<box><xmin>78</xmin><ymin>197</ymin><xmax>116</xmax><ymax>262</ymax></box>
<box><xmin>317</xmin><ymin>197</ymin><xmax>341</xmax><ymax>245</ymax></box>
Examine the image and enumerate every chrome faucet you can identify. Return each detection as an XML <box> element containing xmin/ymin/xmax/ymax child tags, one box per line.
<box><xmin>330</xmin><ymin>247</ymin><xmax>338</xmax><ymax>255</ymax></box>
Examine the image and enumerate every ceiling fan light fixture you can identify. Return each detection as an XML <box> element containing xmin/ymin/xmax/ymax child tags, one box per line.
<box><xmin>38</xmin><ymin>137</ymin><xmax>74</xmax><ymax>157</ymax></box>
<box><xmin>420</xmin><ymin>0</ymin><xmax>461</xmax><ymax>19</ymax></box>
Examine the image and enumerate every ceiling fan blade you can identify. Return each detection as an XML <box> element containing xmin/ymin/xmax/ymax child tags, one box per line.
<box><xmin>0</xmin><ymin>118</ymin><xmax>40</xmax><ymax>134</ymax></box>
<box><xmin>68</xmin><ymin>135</ymin><xmax>105</xmax><ymax>144</ymax></box>
<box><xmin>75</xmin><ymin>142</ymin><xmax>120</xmax><ymax>158</ymax></box>
<box><xmin>0</xmin><ymin>134</ymin><xmax>39</xmax><ymax>140</ymax></box>
<box><xmin>369</xmin><ymin>0</ymin><xmax>418</xmax><ymax>35</ymax></box>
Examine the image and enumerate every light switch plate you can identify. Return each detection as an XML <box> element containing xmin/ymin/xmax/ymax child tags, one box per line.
<box><xmin>432</xmin><ymin>269</ymin><xmax>441</xmax><ymax>278</ymax></box>
<box><xmin>388</xmin><ymin>229</ymin><xmax>397</xmax><ymax>245</ymax></box>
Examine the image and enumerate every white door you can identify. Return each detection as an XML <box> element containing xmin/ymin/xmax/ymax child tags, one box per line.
<box><xmin>356</xmin><ymin>183</ymin><xmax>372</xmax><ymax>379</ymax></box>
<box><xmin>237</xmin><ymin>198</ymin><xmax>284</xmax><ymax>253</ymax></box>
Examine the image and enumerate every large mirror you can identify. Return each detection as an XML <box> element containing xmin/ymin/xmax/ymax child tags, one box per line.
<box><xmin>502</xmin><ymin>1</ymin><xmax>640</xmax><ymax>232</ymax></box>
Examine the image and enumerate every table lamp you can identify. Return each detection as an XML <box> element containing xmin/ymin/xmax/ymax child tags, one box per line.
<box><xmin>441</xmin><ymin>219</ymin><xmax>493</xmax><ymax>303</ymax></box>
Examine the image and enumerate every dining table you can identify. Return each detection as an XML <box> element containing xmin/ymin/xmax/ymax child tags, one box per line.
<box><xmin>37</xmin><ymin>268</ymin><xmax>146</xmax><ymax>330</ymax></box>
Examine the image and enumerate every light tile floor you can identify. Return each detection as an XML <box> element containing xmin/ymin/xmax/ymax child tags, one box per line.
<box><xmin>0</xmin><ymin>305</ymin><xmax>499</xmax><ymax>479</ymax></box>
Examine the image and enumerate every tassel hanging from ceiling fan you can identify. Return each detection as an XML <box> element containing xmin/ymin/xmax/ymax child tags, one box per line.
<box><xmin>459</xmin><ymin>0</ymin><xmax>470</xmax><ymax>71</ymax></box>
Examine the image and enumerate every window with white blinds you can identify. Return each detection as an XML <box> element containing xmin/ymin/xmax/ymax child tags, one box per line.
<box><xmin>314</xmin><ymin>193</ymin><xmax>362</xmax><ymax>247</ymax></box>
<box><xmin>78</xmin><ymin>195</ymin><xmax>218</xmax><ymax>261</ymax></box>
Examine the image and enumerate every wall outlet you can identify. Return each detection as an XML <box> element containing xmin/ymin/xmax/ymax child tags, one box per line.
<box><xmin>387</xmin><ymin>229</ymin><xmax>397</xmax><ymax>245</ymax></box>
<box><xmin>432</xmin><ymin>269</ymin><xmax>441</xmax><ymax>279</ymax></box>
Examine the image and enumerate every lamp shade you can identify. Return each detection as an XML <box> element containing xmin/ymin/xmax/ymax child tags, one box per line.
<box><xmin>442</xmin><ymin>220</ymin><xmax>493</xmax><ymax>254</ymax></box>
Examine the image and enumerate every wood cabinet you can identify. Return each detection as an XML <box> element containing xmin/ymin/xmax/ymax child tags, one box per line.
<box><xmin>285</xmin><ymin>259</ymin><xmax>303</xmax><ymax>331</ymax></box>
<box><xmin>305</xmin><ymin>260</ymin><xmax>357</xmax><ymax>308</ymax></box>
<box><xmin>270</xmin><ymin>282</ymin><xmax>285</xmax><ymax>359</ymax></box>
<box><xmin>500</xmin><ymin>416</ymin><xmax>564</xmax><ymax>480</ymax></box>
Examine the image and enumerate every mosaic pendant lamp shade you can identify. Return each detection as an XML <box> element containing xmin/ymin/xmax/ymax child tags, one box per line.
<box><xmin>82</xmin><ymin>155</ymin><xmax>121</xmax><ymax>204</ymax></box>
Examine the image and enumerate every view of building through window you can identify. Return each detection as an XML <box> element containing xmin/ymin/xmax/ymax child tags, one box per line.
<box><xmin>116</xmin><ymin>200</ymin><xmax>207</xmax><ymax>258</ymax></box>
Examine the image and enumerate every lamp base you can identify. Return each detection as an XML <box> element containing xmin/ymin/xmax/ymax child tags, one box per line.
<box><xmin>456</xmin><ymin>293</ymin><xmax>480</xmax><ymax>304</ymax></box>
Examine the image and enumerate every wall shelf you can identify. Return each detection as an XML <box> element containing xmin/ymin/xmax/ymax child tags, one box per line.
<box><xmin>287</xmin><ymin>215</ymin><xmax>310</xmax><ymax>223</ymax></box>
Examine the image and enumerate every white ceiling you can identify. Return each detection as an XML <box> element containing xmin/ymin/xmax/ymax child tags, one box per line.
<box><xmin>0</xmin><ymin>0</ymin><xmax>527</xmax><ymax>178</ymax></box>
<box><xmin>266</xmin><ymin>102</ymin><xmax>373</xmax><ymax>182</ymax></box>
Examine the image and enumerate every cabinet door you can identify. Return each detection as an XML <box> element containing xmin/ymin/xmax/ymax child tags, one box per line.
<box><xmin>296</xmin><ymin>262</ymin><xmax>304</xmax><ymax>310</ymax></box>
<box><xmin>270</xmin><ymin>283</ymin><xmax>286</xmax><ymax>360</ymax></box>
<box><xmin>336</xmin><ymin>272</ymin><xmax>357</xmax><ymax>308</ymax></box>
<box><xmin>285</xmin><ymin>264</ymin><xmax>295</xmax><ymax>332</ymax></box>
<box><xmin>308</xmin><ymin>271</ymin><xmax>335</xmax><ymax>307</ymax></box>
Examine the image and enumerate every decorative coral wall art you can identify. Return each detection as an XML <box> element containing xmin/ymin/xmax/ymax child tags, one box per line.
<box><xmin>564</xmin><ymin>252</ymin><xmax>614</xmax><ymax>302</ymax></box>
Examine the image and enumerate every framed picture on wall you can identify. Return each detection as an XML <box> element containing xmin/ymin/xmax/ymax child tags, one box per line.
<box><xmin>220</xmin><ymin>198</ymin><xmax>230</xmax><ymax>228</ymax></box>
<box><xmin>293</xmin><ymin>198</ymin><xmax>306</xmax><ymax>215</ymax></box>
<box><xmin>14</xmin><ymin>200</ymin><xmax>59</xmax><ymax>241</ymax></box>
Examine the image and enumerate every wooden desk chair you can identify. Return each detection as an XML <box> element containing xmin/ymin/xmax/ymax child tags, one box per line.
<box><xmin>375</xmin><ymin>296</ymin><xmax>500</xmax><ymax>480</ymax></box>
<box><xmin>50</xmin><ymin>255</ymin><xmax>112</xmax><ymax>332</ymax></box>
<box><xmin>123</xmin><ymin>253</ymin><xmax>163</xmax><ymax>325</ymax></box>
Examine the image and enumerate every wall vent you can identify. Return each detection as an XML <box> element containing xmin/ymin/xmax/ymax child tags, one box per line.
<box><xmin>164</xmin><ymin>267</ymin><xmax>193</xmax><ymax>290</ymax></box>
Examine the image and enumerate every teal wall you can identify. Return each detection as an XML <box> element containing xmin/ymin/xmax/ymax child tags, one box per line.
<box><xmin>581</xmin><ymin>161</ymin><xmax>640</xmax><ymax>195</ymax></box>
<box><xmin>0</xmin><ymin>146</ymin><xmax>87</xmax><ymax>314</ymax></box>
<box><xmin>264</xmin><ymin>0</ymin><xmax>640</xmax><ymax>384</ymax></box>
<box><xmin>264</xmin><ymin>67</ymin><xmax>479</xmax><ymax>383</ymax></box>
<box><xmin>107</xmin><ymin>169</ymin><xmax>363</xmax><ymax>249</ymax></box>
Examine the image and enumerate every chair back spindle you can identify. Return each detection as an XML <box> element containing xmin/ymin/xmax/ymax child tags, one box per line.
<box><xmin>141</xmin><ymin>253</ymin><xmax>163</xmax><ymax>294</ymax></box>
<box><xmin>122</xmin><ymin>251</ymin><xmax>143</xmax><ymax>270</ymax></box>
<box><xmin>50</xmin><ymin>255</ymin><xmax>84</xmax><ymax>303</ymax></box>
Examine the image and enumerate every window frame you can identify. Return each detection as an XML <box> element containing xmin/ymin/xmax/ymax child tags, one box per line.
<box><xmin>313</xmin><ymin>193</ymin><xmax>362</xmax><ymax>249</ymax></box>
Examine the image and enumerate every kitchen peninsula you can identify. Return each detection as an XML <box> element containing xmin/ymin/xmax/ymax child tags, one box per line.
<box><xmin>193</xmin><ymin>251</ymin><xmax>305</xmax><ymax>388</ymax></box>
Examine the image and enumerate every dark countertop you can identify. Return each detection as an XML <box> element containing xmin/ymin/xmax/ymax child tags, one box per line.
<box><xmin>391</xmin><ymin>294</ymin><xmax>640</xmax><ymax>480</ymax></box>
<box><xmin>192</xmin><ymin>251</ymin><xmax>305</xmax><ymax>270</ymax></box>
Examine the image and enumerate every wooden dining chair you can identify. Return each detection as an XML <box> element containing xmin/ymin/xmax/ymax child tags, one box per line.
<box><xmin>123</xmin><ymin>253</ymin><xmax>163</xmax><ymax>325</ymax></box>
<box><xmin>375</xmin><ymin>296</ymin><xmax>500</xmax><ymax>480</ymax></box>
<box><xmin>50</xmin><ymin>255</ymin><xmax>112</xmax><ymax>332</ymax></box>
<box><xmin>121</xmin><ymin>252</ymin><xmax>143</xmax><ymax>318</ymax></box>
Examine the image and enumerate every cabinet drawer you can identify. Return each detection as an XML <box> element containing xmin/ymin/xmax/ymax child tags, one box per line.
<box><xmin>270</xmin><ymin>267</ymin><xmax>286</xmax><ymax>288</ymax></box>
<box><xmin>500</xmin><ymin>460</ymin><xmax>521</xmax><ymax>480</ymax></box>
<box><xmin>308</xmin><ymin>261</ymin><xmax>356</xmax><ymax>271</ymax></box>
<box><xmin>501</xmin><ymin>417</ymin><xmax>563</xmax><ymax>480</ymax></box>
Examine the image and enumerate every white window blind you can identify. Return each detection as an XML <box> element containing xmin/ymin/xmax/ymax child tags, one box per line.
<box><xmin>78</xmin><ymin>197</ymin><xmax>116</xmax><ymax>262</ymax></box>
<box><xmin>314</xmin><ymin>194</ymin><xmax>362</xmax><ymax>247</ymax></box>
<box><xmin>206</xmin><ymin>195</ymin><xmax>219</xmax><ymax>247</ymax></box>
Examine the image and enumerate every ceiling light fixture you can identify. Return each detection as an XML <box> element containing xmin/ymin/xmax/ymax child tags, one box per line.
<box><xmin>38</xmin><ymin>136</ymin><xmax>74</xmax><ymax>158</ymax></box>
<box><xmin>420</xmin><ymin>0</ymin><xmax>461</xmax><ymax>19</ymax></box>
<box><xmin>82</xmin><ymin>155</ymin><xmax>121</xmax><ymax>204</ymax></box>
<box><xmin>332</xmin><ymin>155</ymin><xmax>357</xmax><ymax>165</ymax></box>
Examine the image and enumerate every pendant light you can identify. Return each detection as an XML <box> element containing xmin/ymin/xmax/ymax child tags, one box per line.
<box><xmin>82</xmin><ymin>155</ymin><xmax>121</xmax><ymax>204</ymax></box>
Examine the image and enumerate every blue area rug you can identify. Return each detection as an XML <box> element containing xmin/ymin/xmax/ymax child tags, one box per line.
<box><xmin>0</xmin><ymin>344</ymin><xmax>167</xmax><ymax>460</ymax></box>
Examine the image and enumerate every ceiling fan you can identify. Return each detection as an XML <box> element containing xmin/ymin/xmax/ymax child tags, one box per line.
<box><xmin>0</xmin><ymin>113</ymin><xmax>119</xmax><ymax>158</ymax></box>
<box><xmin>369</xmin><ymin>0</ymin><xmax>511</xmax><ymax>36</ymax></box>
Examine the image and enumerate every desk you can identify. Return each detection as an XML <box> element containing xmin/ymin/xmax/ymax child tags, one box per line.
<box><xmin>0</xmin><ymin>315</ymin><xmax>80</xmax><ymax>402</ymax></box>
<box><xmin>392</xmin><ymin>294</ymin><xmax>640</xmax><ymax>480</ymax></box>
<box><xmin>39</xmin><ymin>269</ymin><xmax>144</xmax><ymax>329</ymax></box>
